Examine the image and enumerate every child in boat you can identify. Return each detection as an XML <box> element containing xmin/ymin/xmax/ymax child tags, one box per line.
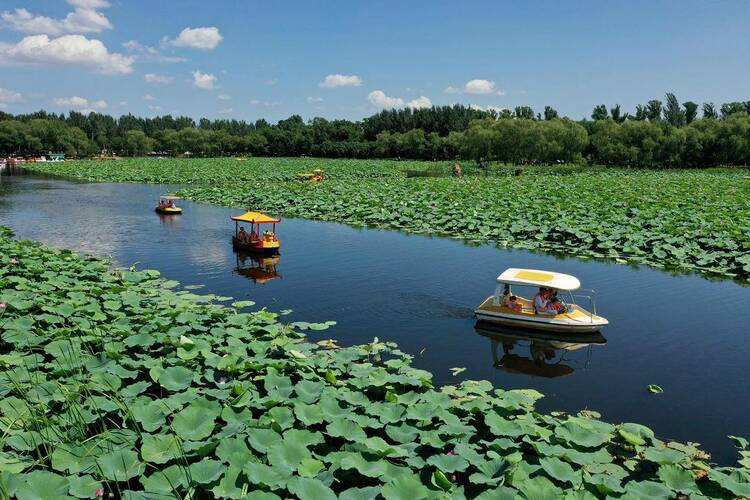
<box><xmin>503</xmin><ymin>295</ymin><xmax>522</xmax><ymax>312</ymax></box>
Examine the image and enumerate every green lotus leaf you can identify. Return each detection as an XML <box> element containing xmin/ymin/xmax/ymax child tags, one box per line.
<box><xmin>67</xmin><ymin>474</ymin><xmax>102</xmax><ymax>499</ymax></box>
<box><xmin>96</xmin><ymin>449</ymin><xmax>144</xmax><ymax>482</ymax></box>
<box><xmin>381</xmin><ymin>473</ymin><xmax>431</xmax><ymax>500</ymax></box>
<box><xmin>210</xmin><ymin>465</ymin><xmax>245</xmax><ymax>499</ymax></box>
<box><xmin>297</xmin><ymin>458</ymin><xmax>325</xmax><ymax>478</ymax></box>
<box><xmin>556</xmin><ymin>421</ymin><xmax>610</xmax><ymax>448</ymax></box>
<box><xmin>617</xmin><ymin>422</ymin><xmax>655</xmax><ymax>447</ymax></box>
<box><xmin>158</xmin><ymin>366</ymin><xmax>194</xmax><ymax>392</ymax></box>
<box><xmin>287</xmin><ymin>477</ymin><xmax>337</xmax><ymax>500</ymax></box>
<box><xmin>426</xmin><ymin>453</ymin><xmax>469</xmax><ymax>473</ymax></box>
<box><xmin>469</xmin><ymin>458</ymin><xmax>510</xmax><ymax>485</ymax></box>
<box><xmin>339</xmin><ymin>452</ymin><xmax>388</xmax><ymax>478</ymax></box>
<box><xmin>325</xmin><ymin>418</ymin><xmax>367</xmax><ymax>442</ymax></box>
<box><xmin>216</xmin><ymin>437</ymin><xmax>254</xmax><ymax>464</ymax></box>
<box><xmin>244</xmin><ymin>462</ymin><xmax>289</xmax><ymax>488</ymax></box>
<box><xmin>623</xmin><ymin>480</ymin><xmax>674</xmax><ymax>499</ymax></box>
<box><xmin>140</xmin><ymin>433</ymin><xmax>182</xmax><ymax>464</ymax></box>
<box><xmin>140</xmin><ymin>464</ymin><xmax>188</xmax><ymax>494</ymax></box>
<box><xmin>14</xmin><ymin>471</ymin><xmax>69</xmax><ymax>500</ymax></box>
<box><xmin>538</xmin><ymin>456</ymin><xmax>581</xmax><ymax>486</ymax></box>
<box><xmin>189</xmin><ymin>459</ymin><xmax>226</xmax><ymax>484</ymax></box>
<box><xmin>171</xmin><ymin>401</ymin><xmax>217</xmax><ymax>441</ymax></box>
<box><xmin>339</xmin><ymin>486</ymin><xmax>382</xmax><ymax>500</ymax></box>
<box><xmin>515</xmin><ymin>475</ymin><xmax>564</xmax><ymax>500</ymax></box>
<box><xmin>51</xmin><ymin>443</ymin><xmax>97</xmax><ymax>474</ymax></box>
<box><xmin>247</xmin><ymin>428</ymin><xmax>281</xmax><ymax>454</ymax></box>
<box><xmin>657</xmin><ymin>464</ymin><xmax>698</xmax><ymax>494</ymax></box>
<box><xmin>131</xmin><ymin>400</ymin><xmax>167</xmax><ymax>433</ymax></box>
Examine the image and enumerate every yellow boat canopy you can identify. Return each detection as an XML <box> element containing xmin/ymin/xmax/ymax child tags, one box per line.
<box><xmin>496</xmin><ymin>268</ymin><xmax>581</xmax><ymax>291</ymax></box>
<box><xmin>230</xmin><ymin>211</ymin><xmax>280</xmax><ymax>224</ymax></box>
<box><xmin>159</xmin><ymin>195</ymin><xmax>180</xmax><ymax>200</ymax></box>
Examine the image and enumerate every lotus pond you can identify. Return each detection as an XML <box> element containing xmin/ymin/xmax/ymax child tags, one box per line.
<box><xmin>26</xmin><ymin>158</ymin><xmax>750</xmax><ymax>282</ymax></box>
<box><xmin>3</xmin><ymin>224</ymin><xmax>750</xmax><ymax>499</ymax></box>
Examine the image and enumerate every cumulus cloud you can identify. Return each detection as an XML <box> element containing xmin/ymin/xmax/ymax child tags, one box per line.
<box><xmin>249</xmin><ymin>99</ymin><xmax>280</xmax><ymax>107</ymax></box>
<box><xmin>192</xmin><ymin>70</ymin><xmax>217</xmax><ymax>89</ymax></box>
<box><xmin>53</xmin><ymin>95</ymin><xmax>107</xmax><ymax>113</ymax></box>
<box><xmin>144</xmin><ymin>73</ymin><xmax>172</xmax><ymax>84</ymax></box>
<box><xmin>0</xmin><ymin>1</ymin><xmax>112</xmax><ymax>36</ymax></box>
<box><xmin>367</xmin><ymin>90</ymin><xmax>404</xmax><ymax>109</ymax></box>
<box><xmin>0</xmin><ymin>34</ymin><xmax>133</xmax><ymax>74</ymax></box>
<box><xmin>407</xmin><ymin>96</ymin><xmax>432</xmax><ymax>109</ymax></box>
<box><xmin>122</xmin><ymin>39</ymin><xmax>185</xmax><ymax>63</ymax></box>
<box><xmin>319</xmin><ymin>74</ymin><xmax>362</xmax><ymax>88</ymax></box>
<box><xmin>168</xmin><ymin>27</ymin><xmax>223</xmax><ymax>50</ymax></box>
<box><xmin>445</xmin><ymin>80</ymin><xmax>505</xmax><ymax>96</ymax></box>
<box><xmin>367</xmin><ymin>91</ymin><xmax>432</xmax><ymax>110</ymax></box>
<box><xmin>469</xmin><ymin>104</ymin><xmax>509</xmax><ymax>114</ymax></box>
<box><xmin>307</xmin><ymin>96</ymin><xmax>324</xmax><ymax>103</ymax></box>
<box><xmin>142</xmin><ymin>94</ymin><xmax>156</xmax><ymax>101</ymax></box>
<box><xmin>0</xmin><ymin>87</ymin><xmax>22</xmax><ymax>107</ymax></box>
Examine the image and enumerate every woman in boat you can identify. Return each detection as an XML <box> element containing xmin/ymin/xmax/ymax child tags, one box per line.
<box><xmin>238</xmin><ymin>227</ymin><xmax>249</xmax><ymax>242</ymax></box>
<box><xmin>533</xmin><ymin>288</ymin><xmax>558</xmax><ymax>315</ymax></box>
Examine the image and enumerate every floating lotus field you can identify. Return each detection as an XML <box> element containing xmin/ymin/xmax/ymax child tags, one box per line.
<box><xmin>26</xmin><ymin>158</ymin><xmax>750</xmax><ymax>282</ymax></box>
<box><xmin>2</xmin><ymin>228</ymin><xmax>750</xmax><ymax>498</ymax></box>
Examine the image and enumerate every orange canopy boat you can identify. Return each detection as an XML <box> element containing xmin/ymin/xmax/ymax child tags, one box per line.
<box><xmin>230</xmin><ymin>211</ymin><xmax>281</xmax><ymax>254</ymax></box>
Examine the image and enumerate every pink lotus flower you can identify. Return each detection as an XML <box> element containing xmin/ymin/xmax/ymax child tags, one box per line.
<box><xmin>0</xmin><ymin>303</ymin><xmax>6</xmax><ymax>309</ymax></box>
<box><xmin>95</xmin><ymin>488</ymin><xmax>104</xmax><ymax>497</ymax></box>
<box><xmin>9</xmin><ymin>258</ymin><xmax>18</xmax><ymax>264</ymax></box>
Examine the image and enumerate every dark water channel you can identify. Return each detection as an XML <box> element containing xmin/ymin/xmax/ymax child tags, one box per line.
<box><xmin>1</xmin><ymin>169</ymin><xmax>749</xmax><ymax>465</ymax></box>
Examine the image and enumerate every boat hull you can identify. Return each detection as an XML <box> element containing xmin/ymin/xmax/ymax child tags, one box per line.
<box><xmin>155</xmin><ymin>207</ymin><xmax>182</xmax><ymax>214</ymax></box>
<box><xmin>232</xmin><ymin>237</ymin><xmax>280</xmax><ymax>254</ymax></box>
<box><xmin>474</xmin><ymin>296</ymin><xmax>607</xmax><ymax>333</ymax></box>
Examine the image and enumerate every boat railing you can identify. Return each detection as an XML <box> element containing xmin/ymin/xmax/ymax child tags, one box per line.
<box><xmin>568</xmin><ymin>288</ymin><xmax>597</xmax><ymax>322</ymax></box>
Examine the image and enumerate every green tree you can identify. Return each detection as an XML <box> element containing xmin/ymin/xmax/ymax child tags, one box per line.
<box><xmin>702</xmin><ymin>102</ymin><xmax>718</xmax><ymax>119</ymax></box>
<box><xmin>682</xmin><ymin>101</ymin><xmax>698</xmax><ymax>124</ymax></box>
<box><xmin>591</xmin><ymin>105</ymin><xmax>608</xmax><ymax>121</ymax></box>
<box><xmin>124</xmin><ymin>130</ymin><xmax>154</xmax><ymax>156</ymax></box>
<box><xmin>645</xmin><ymin>100</ymin><xmax>663</xmax><ymax>121</ymax></box>
<box><xmin>663</xmin><ymin>93</ymin><xmax>685</xmax><ymax>126</ymax></box>
<box><xmin>543</xmin><ymin>106</ymin><xmax>559</xmax><ymax>120</ymax></box>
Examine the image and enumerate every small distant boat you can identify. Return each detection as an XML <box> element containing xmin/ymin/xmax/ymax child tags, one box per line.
<box><xmin>474</xmin><ymin>268</ymin><xmax>608</xmax><ymax>333</ymax></box>
<box><xmin>230</xmin><ymin>211</ymin><xmax>281</xmax><ymax>254</ymax></box>
<box><xmin>155</xmin><ymin>195</ymin><xmax>182</xmax><ymax>214</ymax></box>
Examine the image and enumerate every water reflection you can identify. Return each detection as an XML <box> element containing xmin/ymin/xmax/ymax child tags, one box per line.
<box><xmin>234</xmin><ymin>251</ymin><xmax>282</xmax><ymax>284</ymax></box>
<box><xmin>474</xmin><ymin>321</ymin><xmax>607</xmax><ymax>378</ymax></box>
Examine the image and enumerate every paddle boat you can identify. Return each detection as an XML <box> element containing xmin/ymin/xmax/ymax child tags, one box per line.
<box><xmin>230</xmin><ymin>211</ymin><xmax>281</xmax><ymax>254</ymax></box>
<box><xmin>474</xmin><ymin>268</ymin><xmax>608</xmax><ymax>333</ymax></box>
<box><xmin>297</xmin><ymin>168</ymin><xmax>325</xmax><ymax>182</ymax></box>
<box><xmin>474</xmin><ymin>321</ymin><xmax>607</xmax><ymax>378</ymax></box>
<box><xmin>155</xmin><ymin>195</ymin><xmax>182</xmax><ymax>214</ymax></box>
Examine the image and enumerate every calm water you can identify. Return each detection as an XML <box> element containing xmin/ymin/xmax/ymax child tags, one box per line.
<box><xmin>1</xmin><ymin>170</ymin><xmax>749</xmax><ymax>464</ymax></box>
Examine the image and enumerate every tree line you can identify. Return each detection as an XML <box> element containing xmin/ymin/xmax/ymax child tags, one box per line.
<box><xmin>1</xmin><ymin>94</ymin><xmax>749</xmax><ymax>167</ymax></box>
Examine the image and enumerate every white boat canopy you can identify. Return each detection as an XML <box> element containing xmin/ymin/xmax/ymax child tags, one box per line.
<box><xmin>496</xmin><ymin>268</ymin><xmax>581</xmax><ymax>291</ymax></box>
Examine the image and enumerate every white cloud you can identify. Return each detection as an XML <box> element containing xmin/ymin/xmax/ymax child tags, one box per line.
<box><xmin>148</xmin><ymin>104</ymin><xmax>161</xmax><ymax>112</ymax></box>
<box><xmin>0</xmin><ymin>34</ymin><xmax>133</xmax><ymax>74</ymax></box>
<box><xmin>122</xmin><ymin>39</ymin><xmax>185</xmax><ymax>63</ymax></box>
<box><xmin>67</xmin><ymin>0</ymin><xmax>110</xmax><ymax>9</ymax></box>
<box><xmin>367</xmin><ymin>90</ymin><xmax>404</xmax><ymax>109</ymax></box>
<box><xmin>192</xmin><ymin>70</ymin><xmax>217</xmax><ymax>89</ymax></box>
<box><xmin>319</xmin><ymin>74</ymin><xmax>362</xmax><ymax>88</ymax></box>
<box><xmin>249</xmin><ymin>99</ymin><xmax>280</xmax><ymax>107</ymax></box>
<box><xmin>219</xmin><ymin>107</ymin><xmax>233</xmax><ymax>114</ymax></box>
<box><xmin>0</xmin><ymin>2</ymin><xmax>112</xmax><ymax>36</ymax></box>
<box><xmin>218</xmin><ymin>93</ymin><xmax>230</xmax><ymax>100</ymax></box>
<box><xmin>307</xmin><ymin>96</ymin><xmax>324</xmax><ymax>103</ymax></box>
<box><xmin>443</xmin><ymin>86</ymin><xmax>460</xmax><ymax>94</ymax></box>
<box><xmin>143</xmin><ymin>94</ymin><xmax>156</xmax><ymax>101</ymax></box>
<box><xmin>119</xmin><ymin>100</ymin><xmax>127</xmax><ymax>106</ymax></box>
<box><xmin>264</xmin><ymin>78</ymin><xmax>278</xmax><ymax>86</ymax></box>
<box><xmin>53</xmin><ymin>95</ymin><xmax>107</xmax><ymax>113</ymax></box>
<box><xmin>0</xmin><ymin>87</ymin><xmax>22</xmax><ymax>106</ymax></box>
<box><xmin>465</xmin><ymin>79</ymin><xmax>497</xmax><ymax>95</ymax></box>
<box><xmin>144</xmin><ymin>73</ymin><xmax>173</xmax><ymax>84</ymax></box>
<box><xmin>470</xmin><ymin>104</ymin><xmax>509</xmax><ymax>114</ymax></box>
<box><xmin>407</xmin><ymin>96</ymin><xmax>432</xmax><ymax>109</ymax></box>
<box><xmin>169</xmin><ymin>27</ymin><xmax>223</xmax><ymax>50</ymax></box>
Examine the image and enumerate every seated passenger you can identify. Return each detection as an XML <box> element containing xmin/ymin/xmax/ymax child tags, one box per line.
<box><xmin>503</xmin><ymin>295</ymin><xmax>522</xmax><ymax>313</ymax></box>
<box><xmin>533</xmin><ymin>288</ymin><xmax>557</xmax><ymax>315</ymax></box>
<box><xmin>238</xmin><ymin>227</ymin><xmax>248</xmax><ymax>242</ymax></box>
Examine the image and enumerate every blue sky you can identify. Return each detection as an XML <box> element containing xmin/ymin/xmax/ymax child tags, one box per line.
<box><xmin>1</xmin><ymin>0</ymin><xmax>749</xmax><ymax>122</ymax></box>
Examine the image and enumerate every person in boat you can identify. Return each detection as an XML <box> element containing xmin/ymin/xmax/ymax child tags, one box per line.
<box><xmin>503</xmin><ymin>294</ymin><xmax>522</xmax><ymax>312</ymax></box>
<box><xmin>238</xmin><ymin>227</ymin><xmax>249</xmax><ymax>243</ymax></box>
<box><xmin>533</xmin><ymin>287</ymin><xmax>558</xmax><ymax>315</ymax></box>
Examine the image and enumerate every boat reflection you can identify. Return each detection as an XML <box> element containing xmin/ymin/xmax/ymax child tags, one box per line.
<box><xmin>474</xmin><ymin>321</ymin><xmax>606</xmax><ymax>378</ymax></box>
<box><xmin>234</xmin><ymin>250</ymin><xmax>282</xmax><ymax>284</ymax></box>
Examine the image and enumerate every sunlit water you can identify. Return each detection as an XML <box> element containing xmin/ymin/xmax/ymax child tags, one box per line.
<box><xmin>1</xmin><ymin>169</ymin><xmax>749</xmax><ymax>464</ymax></box>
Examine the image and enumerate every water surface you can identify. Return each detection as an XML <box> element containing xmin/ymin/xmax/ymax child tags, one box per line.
<box><xmin>1</xmin><ymin>170</ymin><xmax>748</xmax><ymax>464</ymax></box>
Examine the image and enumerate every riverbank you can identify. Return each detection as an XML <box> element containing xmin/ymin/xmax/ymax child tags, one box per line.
<box><xmin>1</xmin><ymin>226</ymin><xmax>748</xmax><ymax>498</ymax></box>
<box><xmin>25</xmin><ymin>158</ymin><xmax>750</xmax><ymax>282</ymax></box>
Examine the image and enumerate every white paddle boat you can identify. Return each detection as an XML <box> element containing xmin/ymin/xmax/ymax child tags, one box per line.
<box><xmin>474</xmin><ymin>268</ymin><xmax>608</xmax><ymax>333</ymax></box>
